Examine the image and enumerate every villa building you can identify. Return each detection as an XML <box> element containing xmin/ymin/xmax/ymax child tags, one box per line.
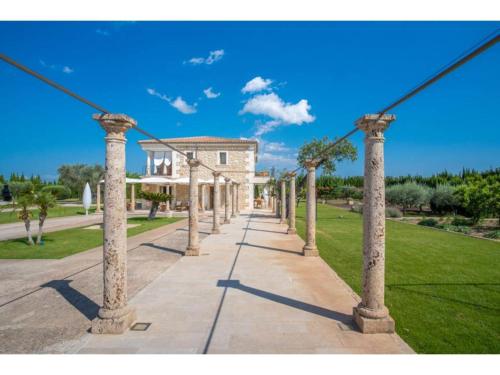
<box><xmin>137</xmin><ymin>136</ymin><xmax>270</xmax><ymax>211</ymax></box>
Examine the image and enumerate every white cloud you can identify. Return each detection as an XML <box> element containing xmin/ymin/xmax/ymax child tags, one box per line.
<box><xmin>240</xmin><ymin>92</ymin><xmax>315</xmax><ymax>125</ymax></box>
<box><xmin>241</xmin><ymin>76</ymin><xmax>273</xmax><ymax>93</ymax></box>
<box><xmin>186</xmin><ymin>49</ymin><xmax>225</xmax><ymax>65</ymax></box>
<box><xmin>254</xmin><ymin>120</ymin><xmax>281</xmax><ymax>137</ymax></box>
<box><xmin>203</xmin><ymin>87</ymin><xmax>221</xmax><ymax>99</ymax></box>
<box><xmin>259</xmin><ymin>152</ymin><xmax>297</xmax><ymax>166</ymax></box>
<box><xmin>96</xmin><ymin>28</ymin><xmax>110</xmax><ymax>36</ymax></box>
<box><xmin>146</xmin><ymin>88</ymin><xmax>197</xmax><ymax>115</ymax></box>
<box><xmin>264</xmin><ymin>141</ymin><xmax>290</xmax><ymax>153</ymax></box>
<box><xmin>171</xmin><ymin>96</ymin><xmax>197</xmax><ymax>114</ymax></box>
<box><xmin>40</xmin><ymin>60</ymin><xmax>74</xmax><ymax>74</ymax></box>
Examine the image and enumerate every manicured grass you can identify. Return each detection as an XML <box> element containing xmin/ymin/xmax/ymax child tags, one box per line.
<box><xmin>0</xmin><ymin>205</ymin><xmax>96</xmax><ymax>224</ymax></box>
<box><xmin>295</xmin><ymin>203</ymin><xmax>500</xmax><ymax>354</ymax></box>
<box><xmin>0</xmin><ymin>216</ymin><xmax>182</xmax><ymax>259</ymax></box>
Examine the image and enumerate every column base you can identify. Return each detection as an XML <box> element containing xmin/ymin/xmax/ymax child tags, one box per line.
<box><xmin>91</xmin><ymin>307</ymin><xmax>136</xmax><ymax>334</ymax></box>
<box><xmin>211</xmin><ymin>227</ymin><xmax>221</xmax><ymax>234</ymax></box>
<box><xmin>279</xmin><ymin>219</ymin><xmax>287</xmax><ymax>224</ymax></box>
<box><xmin>231</xmin><ymin>213</ymin><xmax>236</xmax><ymax>218</ymax></box>
<box><xmin>185</xmin><ymin>246</ymin><xmax>200</xmax><ymax>256</ymax></box>
<box><xmin>353</xmin><ymin>307</ymin><xmax>395</xmax><ymax>334</ymax></box>
<box><xmin>224</xmin><ymin>219</ymin><xmax>231</xmax><ymax>224</ymax></box>
<box><xmin>302</xmin><ymin>245</ymin><xmax>319</xmax><ymax>257</ymax></box>
<box><xmin>287</xmin><ymin>228</ymin><xmax>297</xmax><ymax>234</ymax></box>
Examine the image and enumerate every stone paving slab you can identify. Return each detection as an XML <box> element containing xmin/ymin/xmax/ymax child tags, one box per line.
<box><xmin>75</xmin><ymin>210</ymin><xmax>413</xmax><ymax>354</ymax></box>
<box><xmin>0</xmin><ymin>217</ymin><xmax>215</xmax><ymax>354</ymax></box>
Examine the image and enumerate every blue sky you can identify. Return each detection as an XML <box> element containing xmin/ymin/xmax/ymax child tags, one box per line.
<box><xmin>0</xmin><ymin>21</ymin><xmax>499</xmax><ymax>180</ymax></box>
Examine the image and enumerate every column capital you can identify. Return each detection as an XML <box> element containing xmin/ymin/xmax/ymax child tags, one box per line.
<box><xmin>187</xmin><ymin>158</ymin><xmax>201</xmax><ymax>168</ymax></box>
<box><xmin>355</xmin><ymin>114</ymin><xmax>395</xmax><ymax>139</ymax></box>
<box><xmin>224</xmin><ymin>177</ymin><xmax>231</xmax><ymax>183</ymax></box>
<box><xmin>213</xmin><ymin>171</ymin><xmax>222</xmax><ymax>177</ymax></box>
<box><xmin>287</xmin><ymin>172</ymin><xmax>297</xmax><ymax>179</ymax></box>
<box><xmin>93</xmin><ymin>113</ymin><xmax>137</xmax><ymax>138</ymax></box>
<box><xmin>304</xmin><ymin>159</ymin><xmax>320</xmax><ymax>169</ymax></box>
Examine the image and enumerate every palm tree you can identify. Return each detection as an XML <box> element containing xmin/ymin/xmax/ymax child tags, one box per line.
<box><xmin>34</xmin><ymin>191</ymin><xmax>56</xmax><ymax>245</ymax></box>
<box><xmin>16</xmin><ymin>193</ymin><xmax>35</xmax><ymax>245</ymax></box>
<box><xmin>140</xmin><ymin>191</ymin><xmax>171</xmax><ymax>220</ymax></box>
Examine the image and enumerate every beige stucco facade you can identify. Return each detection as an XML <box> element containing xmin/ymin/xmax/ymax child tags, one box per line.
<box><xmin>138</xmin><ymin>136</ymin><xmax>261</xmax><ymax>211</ymax></box>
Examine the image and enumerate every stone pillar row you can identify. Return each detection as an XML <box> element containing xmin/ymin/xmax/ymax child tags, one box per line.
<box><xmin>280</xmin><ymin>179</ymin><xmax>287</xmax><ymax>224</ymax></box>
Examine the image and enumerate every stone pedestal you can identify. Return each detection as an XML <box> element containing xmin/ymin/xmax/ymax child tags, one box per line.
<box><xmin>303</xmin><ymin>160</ymin><xmax>319</xmax><ymax>257</ymax></box>
<box><xmin>91</xmin><ymin>113</ymin><xmax>137</xmax><ymax>334</ymax></box>
<box><xmin>224</xmin><ymin>178</ymin><xmax>231</xmax><ymax>224</ymax></box>
<box><xmin>352</xmin><ymin>113</ymin><xmax>396</xmax><ymax>334</ymax></box>
<box><xmin>280</xmin><ymin>179</ymin><xmax>287</xmax><ymax>224</ymax></box>
<box><xmin>96</xmin><ymin>183</ymin><xmax>101</xmax><ymax>213</ymax></box>
<box><xmin>185</xmin><ymin>159</ymin><xmax>201</xmax><ymax>256</ymax></box>
<box><xmin>287</xmin><ymin>173</ymin><xmax>297</xmax><ymax>234</ymax></box>
<box><xmin>231</xmin><ymin>183</ymin><xmax>237</xmax><ymax>218</ymax></box>
<box><xmin>212</xmin><ymin>172</ymin><xmax>221</xmax><ymax>234</ymax></box>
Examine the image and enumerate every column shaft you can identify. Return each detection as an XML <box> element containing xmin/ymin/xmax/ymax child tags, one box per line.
<box><xmin>186</xmin><ymin>159</ymin><xmax>201</xmax><ymax>256</ymax></box>
<box><xmin>91</xmin><ymin>113</ymin><xmax>137</xmax><ymax>334</ymax></box>
<box><xmin>280</xmin><ymin>179</ymin><xmax>287</xmax><ymax>224</ymax></box>
<box><xmin>130</xmin><ymin>184</ymin><xmax>135</xmax><ymax>212</ymax></box>
<box><xmin>200</xmin><ymin>184</ymin><xmax>206</xmax><ymax>213</ymax></box>
<box><xmin>236</xmin><ymin>183</ymin><xmax>240</xmax><ymax>214</ymax></box>
<box><xmin>224</xmin><ymin>178</ymin><xmax>231</xmax><ymax>224</ymax></box>
<box><xmin>353</xmin><ymin>113</ymin><xmax>396</xmax><ymax>334</ymax></box>
<box><xmin>96</xmin><ymin>183</ymin><xmax>101</xmax><ymax>213</ymax></box>
<box><xmin>287</xmin><ymin>174</ymin><xmax>297</xmax><ymax>234</ymax></box>
<box><xmin>231</xmin><ymin>183</ymin><xmax>237</xmax><ymax>218</ymax></box>
<box><xmin>303</xmin><ymin>161</ymin><xmax>319</xmax><ymax>257</ymax></box>
<box><xmin>212</xmin><ymin>173</ymin><xmax>221</xmax><ymax>234</ymax></box>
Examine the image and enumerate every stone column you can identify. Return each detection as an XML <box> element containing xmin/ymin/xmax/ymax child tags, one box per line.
<box><xmin>186</xmin><ymin>159</ymin><xmax>201</xmax><ymax>256</ymax></box>
<box><xmin>130</xmin><ymin>184</ymin><xmax>135</xmax><ymax>212</ymax></box>
<box><xmin>280</xmin><ymin>179</ymin><xmax>287</xmax><ymax>224</ymax></box>
<box><xmin>287</xmin><ymin>173</ymin><xmax>297</xmax><ymax>234</ymax></box>
<box><xmin>231</xmin><ymin>183</ymin><xmax>237</xmax><ymax>218</ymax></box>
<box><xmin>200</xmin><ymin>184</ymin><xmax>206</xmax><ymax>213</ymax></box>
<box><xmin>224</xmin><ymin>178</ymin><xmax>231</xmax><ymax>224</ymax></box>
<box><xmin>172</xmin><ymin>184</ymin><xmax>177</xmax><ymax>210</ymax></box>
<box><xmin>96</xmin><ymin>182</ymin><xmax>101</xmax><ymax>213</ymax></box>
<box><xmin>146</xmin><ymin>151</ymin><xmax>152</xmax><ymax>176</ymax></box>
<box><xmin>236</xmin><ymin>183</ymin><xmax>240</xmax><ymax>214</ymax></box>
<box><xmin>303</xmin><ymin>160</ymin><xmax>319</xmax><ymax>257</ymax></box>
<box><xmin>165</xmin><ymin>185</ymin><xmax>170</xmax><ymax>211</ymax></box>
<box><xmin>269</xmin><ymin>193</ymin><xmax>274</xmax><ymax>211</ymax></box>
<box><xmin>91</xmin><ymin>113</ymin><xmax>137</xmax><ymax>334</ymax></box>
<box><xmin>353</xmin><ymin>114</ymin><xmax>396</xmax><ymax>334</ymax></box>
<box><xmin>212</xmin><ymin>172</ymin><xmax>221</xmax><ymax>234</ymax></box>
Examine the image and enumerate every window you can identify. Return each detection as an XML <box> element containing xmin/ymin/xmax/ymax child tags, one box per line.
<box><xmin>186</xmin><ymin>151</ymin><xmax>195</xmax><ymax>161</ymax></box>
<box><xmin>218</xmin><ymin>151</ymin><xmax>228</xmax><ymax>165</ymax></box>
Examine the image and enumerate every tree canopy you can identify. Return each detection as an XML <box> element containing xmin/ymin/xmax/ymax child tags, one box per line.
<box><xmin>297</xmin><ymin>136</ymin><xmax>357</xmax><ymax>175</ymax></box>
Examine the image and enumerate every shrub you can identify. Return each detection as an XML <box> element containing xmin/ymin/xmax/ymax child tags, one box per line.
<box><xmin>450</xmin><ymin>217</ymin><xmax>472</xmax><ymax>226</ymax></box>
<box><xmin>484</xmin><ymin>230</ymin><xmax>500</xmax><ymax>239</ymax></box>
<box><xmin>386</xmin><ymin>207</ymin><xmax>403</xmax><ymax>218</ymax></box>
<box><xmin>418</xmin><ymin>218</ymin><xmax>438</xmax><ymax>227</ymax></box>
<box><xmin>350</xmin><ymin>204</ymin><xmax>363</xmax><ymax>214</ymax></box>
<box><xmin>41</xmin><ymin>185</ymin><xmax>72</xmax><ymax>200</ymax></box>
<box><xmin>437</xmin><ymin>224</ymin><xmax>471</xmax><ymax>234</ymax></box>
<box><xmin>386</xmin><ymin>182</ymin><xmax>431</xmax><ymax>214</ymax></box>
<box><xmin>430</xmin><ymin>185</ymin><xmax>457</xmax><ymax>214</ymax></box>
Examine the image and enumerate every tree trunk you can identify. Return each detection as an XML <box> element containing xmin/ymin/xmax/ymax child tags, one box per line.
<box><xmin>148</xmin><ymin>202</ymin><xmax>159</xmax><ymax>220</ymax></box>
<box><xmin>24</xmin><ymin>219</ymin><xmax>34</xmax><ymax>245</ymax></box>
<box><xmin>36</xmin><ymin>214</ymin><xmax>47</xmax><ymax>245</ymax></box>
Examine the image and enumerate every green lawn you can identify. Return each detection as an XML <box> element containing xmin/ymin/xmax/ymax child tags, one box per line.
<box><xmin>0</xmin><ymin>216</ymin><xmax>182</xmax><ymax>259</ymax></box>
<box><xmin>295</xmin><ymin>203</ymin><xmax>500</xmax><ymax>354</ymax></box>
<box><xmin>0</xmin><ymin>205</ymin><xmax>96</xmax><ymax>224</ymax></box>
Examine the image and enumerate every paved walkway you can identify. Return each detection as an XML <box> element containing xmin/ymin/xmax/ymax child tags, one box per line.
<box><xmin>74</xmin><ymin>210</ymin><xmax>413</xmax><ymax>354</ymax></box>
<box><xmin>0</xmin><ymin>217</ymin><xmax>214</xmax><ymax>353</ymax></box>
